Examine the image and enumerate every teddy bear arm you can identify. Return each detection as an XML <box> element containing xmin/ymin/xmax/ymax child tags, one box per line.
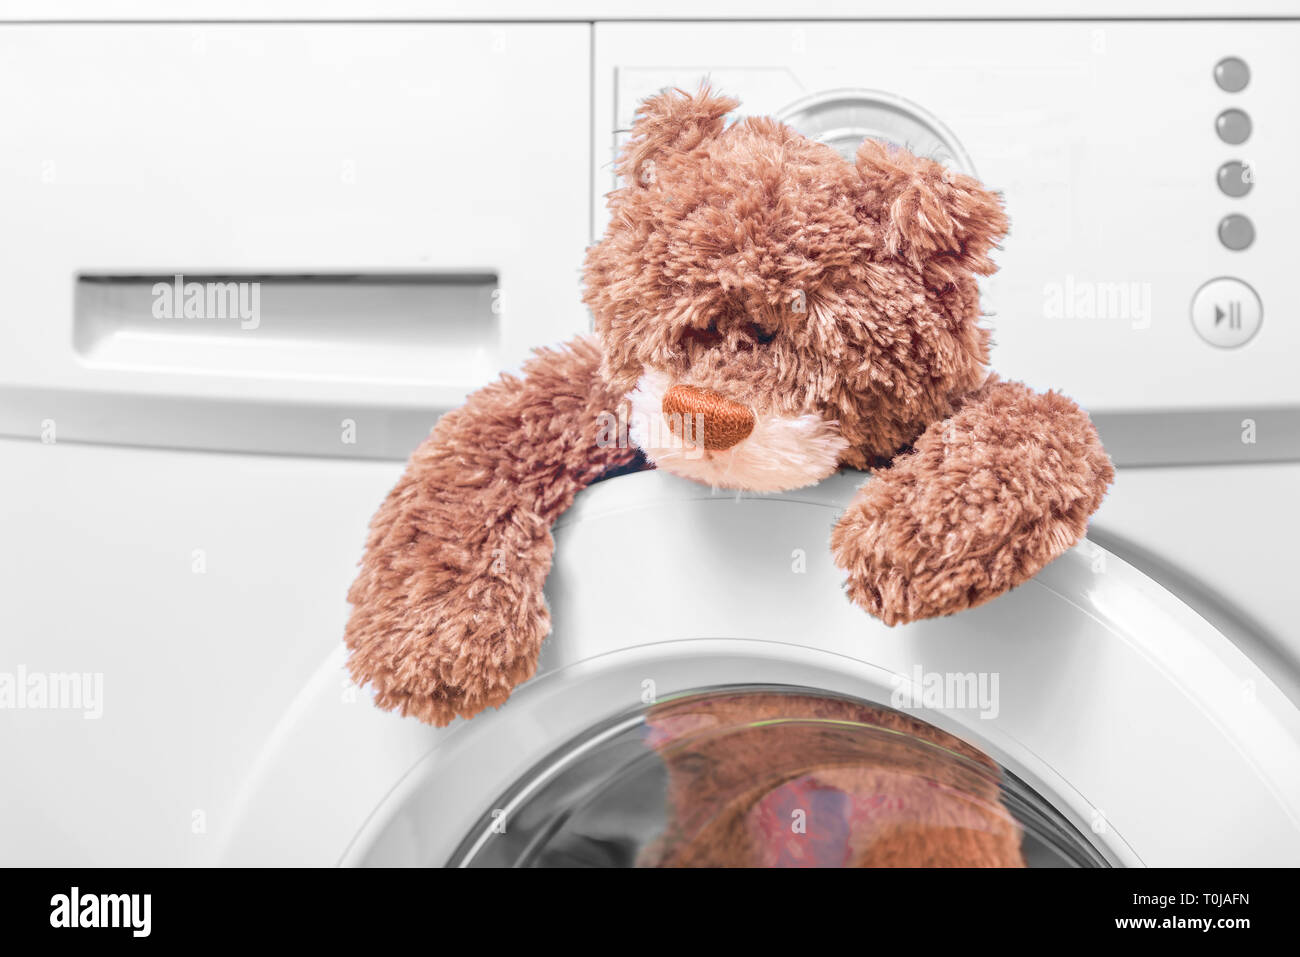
<box><xmin>344</xmin><ymin>335</ymin><xmax>642</xmax><ymax>725</ymax></box>
<box><xmin>832</xmin><ymin>380</ymin><xmax>1114</xmax><ymax>626</ymax></box>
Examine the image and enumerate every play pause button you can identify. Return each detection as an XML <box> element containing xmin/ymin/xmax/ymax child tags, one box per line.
<box><xmin>1191</xmin><ymin>277</ymin><xmax>1262</xmax><ymax>347</ymax></box>
<box><xmin>1215</xmin><ymin>302</ymin><xmax>1242</xmax><ymax>328</ymax></box>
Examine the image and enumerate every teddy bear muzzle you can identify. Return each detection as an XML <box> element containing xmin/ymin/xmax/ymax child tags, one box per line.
<box><xmin>661</xmin><ymin>383</ymin><xmax>755</xmax><ymax>451</ymax></box>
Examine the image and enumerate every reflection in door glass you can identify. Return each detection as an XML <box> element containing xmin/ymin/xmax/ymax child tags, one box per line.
<box><xmin>450</xmin><ymin>686</ymin><xmax>1108</xmax><ymax>868</ymax></box>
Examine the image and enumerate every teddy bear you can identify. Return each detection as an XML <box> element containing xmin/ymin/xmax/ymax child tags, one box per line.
<box><xmin>635</xmin><ymin>690</ymin><xmax>1025</xmax><ymax>868</ymax></box>
<box><xmin>343</xmin><ymin>84</ymin><xmax>1114</xmax><ymax>728</ymax></box>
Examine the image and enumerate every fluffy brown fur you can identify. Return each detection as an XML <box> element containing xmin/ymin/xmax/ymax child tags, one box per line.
<box><xmin>344</xmin><ymin>84</ymin><xmax>1114</xmax><ymax>729</ymax></box>
<box><xmin>344</xmin><ymin>338</ymin><xmax>638</xmax><ymax>725</ymax></box>
<box><xmin>584</xmin><ymin>95</ymin><xmax>1001</xmax><ymax>467</ymax></box>
<box><xmin>637</xmin><ymin>692</ymin><xmax>1025</xmax><ymax>868</ymax></box>
<box><xmin>832</xmin><ymin>376</ymin><xmax>1113</xmax><ymax>625</ymax></box>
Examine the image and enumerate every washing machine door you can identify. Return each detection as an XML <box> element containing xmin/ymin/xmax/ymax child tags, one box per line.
<box><xmin>221</xmin><ymin>471</ymin><xmax>1300</xmax><ymax>868</ymax></box>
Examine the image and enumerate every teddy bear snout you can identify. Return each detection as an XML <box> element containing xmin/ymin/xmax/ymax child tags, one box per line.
<box><xmin>662</xmin><ymin>384</ymin><xmax>755</xmax><ymax>451</ymax></box>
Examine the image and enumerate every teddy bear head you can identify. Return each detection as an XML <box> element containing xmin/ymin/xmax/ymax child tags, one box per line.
<box><xmin>583</xmin><ymin>85</ymin><xmax>1009</xmax><ymax>491</ymax></box>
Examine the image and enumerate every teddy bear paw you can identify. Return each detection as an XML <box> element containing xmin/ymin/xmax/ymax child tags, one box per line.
<box><xmin>345</xmin><ymin>510</ymin><xmax>553</xmax><ymax>725</ymax></box>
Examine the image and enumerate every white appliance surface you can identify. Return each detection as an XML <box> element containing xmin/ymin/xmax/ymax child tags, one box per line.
<box><xmin>0</xmin><ymin>22</ymin><xmax>594</xmax><ymax>458</ymax></box>
<box><xmin>0</xmin><ymin>437</ymin><xmax>402</xmax><ymax>865</ymax></box>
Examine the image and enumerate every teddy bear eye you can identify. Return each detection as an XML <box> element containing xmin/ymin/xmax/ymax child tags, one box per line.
<box><xmin>679</xmin><ymin>324</ymin><xmax>725</xmax><ymax>349</ymax></box>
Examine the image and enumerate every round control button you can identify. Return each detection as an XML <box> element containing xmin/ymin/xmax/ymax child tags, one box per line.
<box><xmin>1215</xmin><ymin>108</ymin><xmax>1252</xmax><ymax>144</ymax></box>
<box><xmin>1218</xmin><ymin>213</ymin><xmax>1255</xmax><ymax>250</ymax></box>
<box><xmin>1214</xmin><ymin>56</ymin><xmax>1250</xmax><ymax>92</ymax></box>
<box><xmin>1217</xmin><ymin>160</ymin><xmax>1253</xmax><ymax>197</ymax></box>
<box><xmin>1191</xmin><ymin>277</ymin><xmax>1262</xmax><ymax>348</ymax></box>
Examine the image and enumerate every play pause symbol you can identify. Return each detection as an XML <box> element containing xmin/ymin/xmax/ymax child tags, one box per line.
<box><xmin>1215</xmin><ymin>301</ymin><xmax>1243</xmax><ymax>329</ymax></box>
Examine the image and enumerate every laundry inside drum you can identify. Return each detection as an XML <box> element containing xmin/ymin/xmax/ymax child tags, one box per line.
<box><xmin>449</xmin><ymin>686</ymin><xmax>1108</xmax><ymax>868</ymax></box>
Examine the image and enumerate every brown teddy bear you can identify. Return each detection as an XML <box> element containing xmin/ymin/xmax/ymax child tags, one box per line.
<box><xmin>636</xmin><ymin>691</ymin><xmax>1025</xmax><ymax>868</ymax></box>
<box><xmin>343</xmin><ymin>85</ymin><xmax>1113</xmax><ymax>729</ymax></box>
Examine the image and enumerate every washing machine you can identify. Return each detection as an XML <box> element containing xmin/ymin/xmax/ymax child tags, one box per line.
<box><xmin>3</xmin><ymin>7</ymin><xmax>1299</xmax><ymax>868</ymax></box>
<box><xmin>0</xmin><ymin>17</ymin><xmax>596</xmax><ymax>867</ymax></box>
<box><xmin>219</xmin><ymin>468</ymin><xmax>1300</xmax><ymax>867</ymax></box>
<box><xmin>220</xmin><ymin>13</ymin><xmax>1300</xmax><ymax>868</ymax></box>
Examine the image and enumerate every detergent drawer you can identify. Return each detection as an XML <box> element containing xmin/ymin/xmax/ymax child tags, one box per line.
<box><xmin>0</xmin><ymin>23</ymin><xmax>592</xmax><ymax>458</ymax></box>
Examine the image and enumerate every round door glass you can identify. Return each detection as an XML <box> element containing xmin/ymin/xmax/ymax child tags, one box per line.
<box><xmin>449</xmin><ymin>686</ymin><xmax>1107</xmax><ymax>868</ymax></box>
<box><xmin>777</xmin><ymin>89</ymin><xmax>975</xmax><ymax>173</ymax></box>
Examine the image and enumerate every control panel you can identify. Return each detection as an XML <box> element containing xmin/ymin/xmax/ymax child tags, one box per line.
<box><xmin>594</xmin><ymin>21</ymin><xmax>1300</xmax><ymax>464</ymax></box>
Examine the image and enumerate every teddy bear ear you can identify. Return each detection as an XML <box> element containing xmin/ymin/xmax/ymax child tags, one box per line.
<box><xmin>616</xmin><ymin>84</ymin><xmax>738</xmax><ymax>188</ymax></box>
<box><xmin>855</xmin><ymin>139</ymin><xmax>1009</xmax><ymax>276</ymax></box>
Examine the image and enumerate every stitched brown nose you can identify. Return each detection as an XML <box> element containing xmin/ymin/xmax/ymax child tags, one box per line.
<box><xmin>662</xmin><ymin>384</ymin><xmax>755</xmax><ymax>451</ymax></box>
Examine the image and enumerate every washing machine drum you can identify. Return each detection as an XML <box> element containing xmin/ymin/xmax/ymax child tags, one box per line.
<box><xmin>227</xmin><ymin>471</ymin><xmax>1300</xmax><ymax>868</ymax></box>
<box><xmin>448</xmin><ymin>685</ymin><xmax>1104</xmax><ymax>868</ymax></box>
